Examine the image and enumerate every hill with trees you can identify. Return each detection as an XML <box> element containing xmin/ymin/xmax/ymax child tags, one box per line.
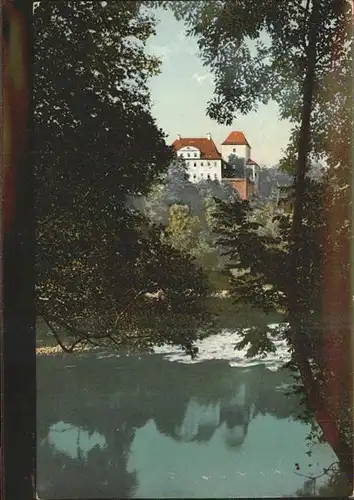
<box><xmin>145</xmin><ymin>159</ymin><xmax>240</xmax><ymax>281</ymax></box>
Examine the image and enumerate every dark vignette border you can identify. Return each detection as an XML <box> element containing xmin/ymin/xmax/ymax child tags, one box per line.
<box><xmin>1</xmin><ymin>0</ymin><xmax>36</xmax><ymax>499</ymax></box>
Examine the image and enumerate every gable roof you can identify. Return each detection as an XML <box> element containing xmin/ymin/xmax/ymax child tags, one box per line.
<box><xmin>222</xmin><ymin>131</ymin><xmax>250</xmax><ymax>147</ymax></box>
<box><xmin>246</xmin><ymin>158</ymin><xmax>259</xmax><ymax>167</ymax></box>
<box><xmin>172</xmin><ymin>137</ymin><xmax>222</xmax><ymax>160</ymax></box>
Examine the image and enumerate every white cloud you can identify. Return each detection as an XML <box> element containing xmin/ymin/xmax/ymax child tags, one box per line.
<box><xmin>192</xmin><ymin>72</ymin><xmax>214</xmax><ymax>86</ymax></box>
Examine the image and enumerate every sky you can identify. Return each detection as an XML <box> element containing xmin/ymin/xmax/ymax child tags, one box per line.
<box><xmin>145</xmin><ymin>8</ymin><xmax>294</xmax><ymax>167</ymax></box>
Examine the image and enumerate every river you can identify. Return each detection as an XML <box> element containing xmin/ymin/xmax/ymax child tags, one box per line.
<box><xmin>37</xmin><ymin>327</ymin><xmax>339</xmax><ymax>498</ymax></box>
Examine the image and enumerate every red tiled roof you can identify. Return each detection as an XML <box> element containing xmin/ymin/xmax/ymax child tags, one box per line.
<box><xmin>222</xmin><ymin>131</ymin><xmax>250</xmax><ymax>147</ymax></box>
<box><xmin>246</xmin><ymin>158</ymin><xmax>259</xmax><ymax>167</ymax></box>
<box><xmin>172</xmin><ymin>137</ymin><xmax>222</xmax><ymax>160</ymax></box>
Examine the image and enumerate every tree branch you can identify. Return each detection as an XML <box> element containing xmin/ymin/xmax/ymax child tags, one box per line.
<box><xmin>294</xmin><ymin>461</ymin><xmax>339</xmax><ymax>480</ymax></box>
<box><xmin>40</xmin><ymin>315</ymin><xmax>84</xmax><ymax>353</ymax></box>
<box><xmin>114</xmin><ymin>289</ymin><xmax>147</xmax><ymax>327</ymax></box>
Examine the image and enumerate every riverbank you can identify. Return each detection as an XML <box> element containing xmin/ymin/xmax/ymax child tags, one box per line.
<box><xmin>36</xmin><ymin>298</ymin><xmax>285</xmax><ymax>357</ymax></box>
<box><xmin>36</xmin><ymin>344</ymin><xmax>101</xmax><ymax>356</ymax></box>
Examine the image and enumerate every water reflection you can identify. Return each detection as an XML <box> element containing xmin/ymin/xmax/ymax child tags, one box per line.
<box><xmin>46</xmin><ymin>421</ymin><xmax>107</xmax><ymax>458</ymax></box>
<box><xmin>37</xmin><ymin>353</ymin><xmax>336</xmax><ymax>498</ymax></box>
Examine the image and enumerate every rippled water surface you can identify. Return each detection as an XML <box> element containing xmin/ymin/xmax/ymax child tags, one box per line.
<box><xmin>37</xmin><ymin>325</ymin><xmax>338</xmax><ymax>498</ymax></box>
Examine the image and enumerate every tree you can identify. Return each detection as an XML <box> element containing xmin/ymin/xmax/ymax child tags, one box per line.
<box><xmin>163</xmin><ymin>203</ymin><xmax>218</xmax><ymax>272</ymax></box>
<box><xmin>146</xmin><ymin>158</ymin><xmax>241</xmax><ymax>224</ymax></box>
<box><xmin>146</xmin><ymin>159</ymin><xmax>241</xmax><ymax>274</ymax></box>
<box><xmin>258</xmin><ymin>165</ymin><xmax>293</xmax><ymax>200</ymax></box>
<box><xmin>146</xmin><ymin>158</ymin><xmax>205</xmax><ymax>224</ymax></box>
<box><xmin>155</xmin><ymin>0</ymin><xmax>351</xmax><ymax>163</ymax></box>
<box><xmin>152</xmin><ymin>0</ymin><xmax>352</xmax><ymax>482</ymax></box>
<box><xmin>213</xmin><ymin>172</ymin><xmax>352</xmax><ymax>484</ymax></box>
<box><xmin>35</xmin><ymin>1</ymin><xmax>173</xmax><ymax>212</ymax></box>
<box><xmin>34</xmin><ymin>1</ymin><xmax>211</xmax><ymax>355</ymax></box>
<box><xmin>165</xmin><ymin>204</ymin><xmax>202</xmax><ymax>253</ymax></box>
<box><xmin>223</xmin><ymin>153</ymin><xmax>245</xmax><ymax>178</ymax></box>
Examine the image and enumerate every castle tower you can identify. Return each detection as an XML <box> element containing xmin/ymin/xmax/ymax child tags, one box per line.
<box><xmin>221</xmin><ymin>131</ymin><xmax>251</xmax><ymax>165</ymax></box>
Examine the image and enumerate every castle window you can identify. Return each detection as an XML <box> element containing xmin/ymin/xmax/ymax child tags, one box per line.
<box><xmin>187</xmin><ymin>153</ymin><xmax>190</xmax><ymax>157</ymax></box>
<box><xmin>233</xmin><ymin>148</ymin><xmax>236</xmax><ymax>153</ymax></box>
<box><xmin>201</xmin><ymin>162</ymin><xmax>204</xmax><ymax>167</ymax></box>
<box><xmin>194</xmin><ymin>153</ymin><xmax>197</xmax><ymax>158</ymax></box>
<box><xmin>193</xmin><ymin>173</ymin><xmax>197</xmax><ymax>179</ymax></box>
<box><xmin>214</xmin><ymin>173</ymin><xmax>217</xmax><ymax>179</ymax></box>
<box><xmin>214</xmin><ymin>161</ymin><xmax>217</xmax><ymax>166</ymax></box>
<box><xmin>207</xmin><ymin>162</ymin><xmax>210</xmax><ymax>166</ymax></box>
<box><xmin>194</xmin><ymin>162</ymin><xmax>197</xmax><ymax>167</ymax></box>
<box><xmin>207</xmin><ymin>174</ymin><xmax>211</xmax><ymax>179</ymax></box>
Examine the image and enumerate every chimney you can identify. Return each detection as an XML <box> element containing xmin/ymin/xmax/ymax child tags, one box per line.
<box><xmin>177</xmin><ymin>134</ymin><xmax>181</xmax><ymax>140</ymax></box>
<box><xmin>206</xmin><ymin>132</ymin><xmax>211</xmax><ymax>140</ymax></box>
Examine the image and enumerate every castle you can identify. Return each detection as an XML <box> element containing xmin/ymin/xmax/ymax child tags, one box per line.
<box><xmin>172</xmin><ymin>131</ymin><xmax>260</xmax><ymax>200</ymax></box>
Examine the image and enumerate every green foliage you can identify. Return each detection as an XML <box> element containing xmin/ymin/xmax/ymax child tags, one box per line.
<box><xmin>258</xmin><ymin>166</ymin><xmax>293</xmax><ymax>200</ymax></box>
<box><xmin>213</xmin><ymin>176</ymin><xmax>334</xmax><ymax>358</ymax></box>
<box><xmin>35</xmin><ymin>1</ymin><xmax>171</xmax><ymax>212</ymax></box>
<box><xmin>223</xmin><ymin>153</ymin><xmax>245</xmax><ymax>178</ymax></box>
<box><xmin>164</xmin><ymin>204</ymin><xmax>218</xmax><ymax>270</ymax></box>
<box><xmin>146</xmin><ymin>159</ymin><xmax>203</xmax><ymax>224</ymax></box>
<box><xmin>156</xmin><ymin>0</ymin><xmax>351</xmax><ymax>171</ymax></box>
<box><xmin>145</xmin><ymin>158</ymin><xmax>241</xmax><ymax>276</ymax></box>
<box><xmin>154</xmin><ymin>0</ymin><xmax>353</xmax><ymax>476</ymax></box>
<box><xmin>213</xmin><ymin>172</ymin><xmax>352</xmax><ymax>468</ymax></box>
<box><xmin>34</xmin><ymin>1</ymin><xmax>211</xmax><ymax>354</ymax></box>
<box><xmin>166</xmin><ymin>204</ymin><xmax>202</xmax><ymax>251</ymax></box>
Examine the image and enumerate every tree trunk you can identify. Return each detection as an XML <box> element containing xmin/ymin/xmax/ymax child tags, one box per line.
<box><xmin>288</xmin><ymin>0</ymin><xmax>353</xmax><ymax>485</ymax></box>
